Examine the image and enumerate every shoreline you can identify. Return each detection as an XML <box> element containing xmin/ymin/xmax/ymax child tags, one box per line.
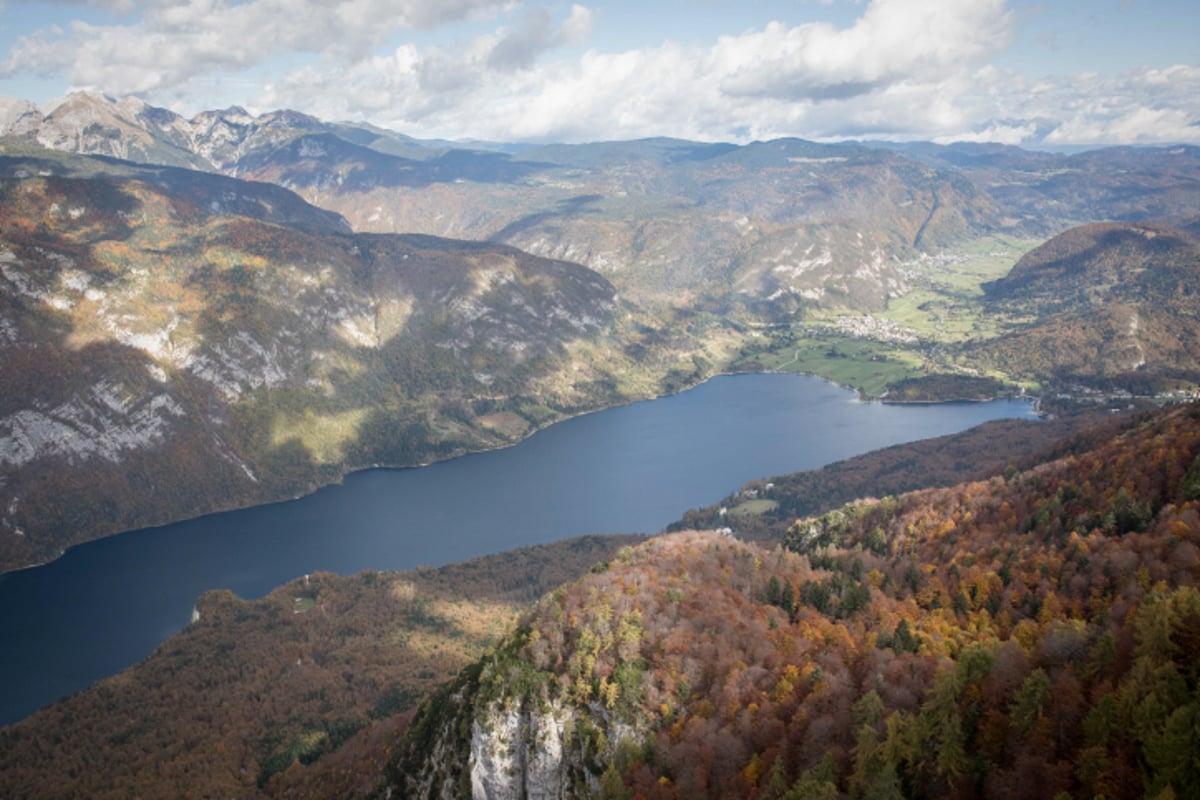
<box><xmin>0</xmin><ymin>367</ymin><xmax>1041</xmax><ymax>578</ymax></box>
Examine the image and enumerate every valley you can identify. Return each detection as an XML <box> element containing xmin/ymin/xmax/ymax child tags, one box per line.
<box><xmin>0</xmin><ymin>372</ymin><xmax>1035</xmax><ymax>729</ymax></box>
<box><xmin>0</xmin><ymin>396</ymin><xmax>1088</xmax><ymax>798</ymax></box>
<box><xmin>0</xmin><ymin>145</ymin><xmax>708</xmax><ymax>571</ymax></box>
<box><xmin>4</xmin><ymin>97</ymin><xmax>1200</xmax><ymax>571</ymax></box>
<box><xmin>0</xmin><ymin>91</ymin><xmax>1199</xmax><ymax>799</ymax></box>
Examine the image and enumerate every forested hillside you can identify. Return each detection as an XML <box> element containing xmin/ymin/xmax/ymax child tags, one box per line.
<box><xmin>4</xmin><ymin>398</ymin><xmax>1198</xmax><ymax>799</ymax></box>
<box><xmin>0</xmin><ymin>535</ymin><xmax>642</xmax><ymax>798</ymax></box>
<box><xmin>970</xmin><ymin>222</ymin><xmax>1200</xmax><ymax>393</ymax></box>
<box><xmin>668</xmin><ymin>409</ymin><xmax>1122</xmax><ymax>544</ymax></box>
<box><xmin>392</xmin><ymin>402</ymin><xmax>1200</xmax><ymax>799</ymax></box>
<box><xmin>0</xmin><ymin>407</ymin><xmax>1111</xmax><ymax>799</ymax></box>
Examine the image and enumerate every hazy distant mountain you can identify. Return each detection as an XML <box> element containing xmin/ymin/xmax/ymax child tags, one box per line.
<box><xmin>0</xmin><ymin>96</ymin><xmax>41</xmax><ymax>136</ymax></box>
<box><xmin>0</xmin><ymin>93</ymin><xmax>991</xmax><ymax>315</ymax></box>
<box><xmin>943</xmin><ymin>144</ymin><xmax>1200</xmax><ymax>234</ymax></box>
<box><xmin>7</xmin><ymin>92</ymin><xmax>1200</xmax><ymax>322</ymax></box>
<box><xmin>236</xmin><ymin>134</ymin><xmax>1002</xmax><ymax>314</ymax></box>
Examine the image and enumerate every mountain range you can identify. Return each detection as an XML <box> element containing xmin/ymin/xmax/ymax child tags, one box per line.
<box><xmin>1</xmin><ymin>92</ymin><xmax>1200</xmax><ymax>798</ymax></box>
<box><xmin>6</xmin><ymin>93</ymin><xmax>1200</xmax><ymax>318</ymax></box>
<box><xmin>970</xmin><ymin>222</ymin><xmax>1200</xmax><ymax>392</ymax></box>
<box><xmin>2</xmin><ymin>92</ymin><xmax>1199</xmax><ymax>571</ymax></box>
<box><xmin>3</xmin><ymin>92</ymin><xmax>1200</xmax><ymax>565</ymax></box>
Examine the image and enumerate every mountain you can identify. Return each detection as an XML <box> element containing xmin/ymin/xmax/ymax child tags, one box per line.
<box><xmin>0</xmin><ymin>93</ymin><xmax>1008</xmax><ymax>316</ymax></box>
<box><xmin>9</xmin><ymin>94</ymin><xmax>1200</xmax><ymax>325</ymax></box>
<box><xmin>880</xmin><ymin>141</ymin><xmax>1200</xmax><ymax>232</ymax></box>
<box><xmin>0</xmin><ymin>97</ymin><xmax>42</xmax><ymax>136</ymax></box>
<box><xmin>389</xmin><ymin>401</ymin><xmax>1200</xmax><ymax>799</ymax></box>
<box><xmin>0</xmin><ymin>402</ymin><xmax>1156</xmax><ymax>798</ymax></box>
<box><xmin>3</xmin><ymin>90</ymin><xmax>1200</xmax><ymax>800</ymax></box>
<box><xmin>0</xmin><ymin>92</ymin><xmax>488</xmax><ymax>176</ymax></box>
<box><xmin>668</xmin><ymin>408</ymin><xmax>1125</xmax><ymax>544</ymax></box>
<box><xmin>968</xmin><ymin>222</ymin><xmax>1200</xmax><ymax>392</ymax></box>
<box><xmin>11</xmin><ymin>93</ymin><xmax>1200</xmax><ymax>404</ymax></box>
<box><xmin>20</xmin><ymin>92</ymin><xmax>214</xmax><ymax>170</ymax></box>
<box><xmin>4</xmin><ymin>95</ymin><xmax>1199</xmax><ymax>570</ymax></box>
<box><xmin>219</xmin><ymin>130</ymin><xmax>1004</xmax><ymax>316</ymax></box>
<box><xmin>3</xmin><ymin>93</ymin><xmax>347</xmax><ymax>172</ymax></box>
<box><xmin>0</xmin><ymin>534</ymin><xmax>644</xmax><ymax>798</ymax></box>
<box><xmin>0</xmin><ymin>146</ymin><xmax>667</xmax><ymax>572</ymax></box>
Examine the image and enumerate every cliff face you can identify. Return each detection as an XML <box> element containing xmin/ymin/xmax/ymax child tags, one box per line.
<box><xmin>403</xmin><ymin>691</ymin><xmax>648</xmax><ymax>800</ymax></box>
<box><xmin>393</xmin><ymin>591</ymin><xmax>663</xmax><ymax>800</ymax></box>
<box><xmin>389</xmin><ymin>530</ymin><xmax>796</xmax><ymax>799</ymax></box>
<box><xmin>469</xmin><ymin>704</ymin><xmax>570</xmax><ymax>800</ymax></box>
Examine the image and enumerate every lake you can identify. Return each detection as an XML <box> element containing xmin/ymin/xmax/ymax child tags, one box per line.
<box><xmin>0</xmin><ymin>373</ymin><xmax>1036</xmax><ymax>725</ymax></box>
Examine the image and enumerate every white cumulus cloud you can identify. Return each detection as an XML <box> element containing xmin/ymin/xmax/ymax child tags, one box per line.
<box><xmin>257</xmin><ymin>0</ymin><xmax>1022</xmax><ymax>142</ymax></box>
<box><xmin>1</xmin><ymin>0</ymin><xmax>516</xmax><ymax>93</ymax></box>
<box><xmin>2</xmin><ymin>0</ymin><xmax>1199</xmax><ymax>146</ymax></box>
<box><xmin>714</xmin><ymin>0</ymin><xmax>1012</xmax><ymax>102</ymax></box>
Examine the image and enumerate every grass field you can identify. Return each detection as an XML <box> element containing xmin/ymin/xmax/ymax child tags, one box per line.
<box><xmin>729</xmin><ymin>235</ymin><xmax>1042</xmax><ymax>397</ymax></box>
<box><xmin>878</xmin><ymin>235</ymin><xmax>1041</xmax><ymax>341</ymax></box>
<box><xmin>738</xmin><ymin>332</ymin><xmax>926</xmax><ymax>396</ymax></box>
<box><xmin>728</xmin><ymin>499</ymin><xmax>779</xmax><ymax>517</ymax></box>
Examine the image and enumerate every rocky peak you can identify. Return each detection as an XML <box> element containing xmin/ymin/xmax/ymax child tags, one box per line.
<box><xmin>0</xmin><ymin>96</ymin><xmax>43</xmax><ymax>136</ymax></box>
<box><xmin>19</xmin><ymin>91</ymin><xmax>203</xmax><ymax>169</ymax></box>
<box><xmin>2</xmin><ymin>92</ymin><xmax>335</xmax><ymax>172</ymax></box>
<box><xmin>39</xmin><ymin>91</ymin><xmax>149</xmax><ymax>132</ymax></box>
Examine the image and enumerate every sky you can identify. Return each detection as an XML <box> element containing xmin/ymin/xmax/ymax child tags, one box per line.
<box><xmin>0</xmin><ymin>0</ymin><xmax>1197</xmax><ymax>147</ymax></box>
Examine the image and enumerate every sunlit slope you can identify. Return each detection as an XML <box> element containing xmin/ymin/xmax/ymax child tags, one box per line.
<box><xmin>0</xmin><ymin>534</ymin><xmax>643</xmax><ymax>798</ymax></box>
<box><xmin>970</xmin><ymin>222</ymin><xmax>1200</xmax><ymax>392</ymax></box>
<box><xmin>0</xmin><ymin>149</ymin><xmax>639</xmax><ymax>571</ymax></box>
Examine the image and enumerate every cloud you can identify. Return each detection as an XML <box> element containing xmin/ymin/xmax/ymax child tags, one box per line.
<box><xmin>3</xmin><ymin>0</ymin><xmax>1198</xmax><ymax>147</ymax></box>
<box><xmin>1038</xmin><ymin>66</ymin><xmax>1200</xmax><ymax>144</ymax></box>
<box><xmin>1</xmin><ymin>0</ymin><xmax>516</xmax><ymax>93</ymax></box>
<box><xmin>487</xmin><ymin>5</ymin><xmax>591</xmax><ymax>72</ymax></box>
<box><xmin>715</xmin><ymin>0</ymin><xmax>1012</xmax><ymax>103</ymax></box>
<box><xmin>256</xmin><ymin>4</ymin><xmax>595</xmax><ymax>123</ymax></box>
<box><xmin>934</xmin><ymin>121</ymin><xmax>1041</xmax><ymax>146</ymax></box>
<box><xmin>932</xmin><ymin>63</ymin><xmax>1200</xmax><ymax>146</ymax></box>
<box><xmin>24</xmin><ymin>0</ymin><xmax>514</xmax><ymax>29</ymax></box>
<box><xmin>255</xmin><ymin>0</ymin><xmax>1021</xmax><ymax>143</ymax></box>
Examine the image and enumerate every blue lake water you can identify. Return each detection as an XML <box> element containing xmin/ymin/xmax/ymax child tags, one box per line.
<box><xmin>0</xmin><ymin>373</ymin><xmax>1036</xmax><ymax>725</ymax></box>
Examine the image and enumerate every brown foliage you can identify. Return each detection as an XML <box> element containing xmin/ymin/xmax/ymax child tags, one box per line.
<box><xmin>400</xmin><ymin>403</ymin><xmax>1200</xmax><ymax>799</ymax></box>
<box><xmin>0</xmin><ymin>534</ymin><xmax>641</xmax><ymax>799</ymax></box>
